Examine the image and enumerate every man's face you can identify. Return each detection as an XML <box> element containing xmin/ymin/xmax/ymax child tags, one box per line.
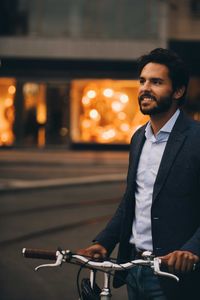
<box><xmin>138</xmin><ymin>62</ymin><xmax>175</xmax><ymax>115</ymax></box>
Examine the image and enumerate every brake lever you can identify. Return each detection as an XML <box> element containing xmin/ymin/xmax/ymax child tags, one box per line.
<box><xmin>153</xmin><ymin>257</ymin><xmax>179</xmax><ymax>282</ymax></box>
<box><xmin>35</xmin><ymin>251</ymin><xmax>63</xmax><ymax>271</ymax></box>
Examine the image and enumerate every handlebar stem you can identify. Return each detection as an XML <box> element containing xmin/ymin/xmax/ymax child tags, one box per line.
<box><xmin>89</xmin><ymin>270</ymin><xmax>96</xmax><ymax>289</ymax></box>
<box><xmin>100</xmin><ymin>273</ymin><xmax>111</xmax><ymax>299</ymax></box>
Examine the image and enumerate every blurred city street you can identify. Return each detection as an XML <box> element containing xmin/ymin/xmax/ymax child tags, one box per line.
<box><xmin>0</xmin><ymin>149</ymin><xmax>129</xmax><ymax>300</ymax></box>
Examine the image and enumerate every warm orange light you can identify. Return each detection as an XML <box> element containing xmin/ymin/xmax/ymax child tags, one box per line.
<box><xmin>70</xmin><ymin>79</ymin><xmax>148</xmax><ymax>144</ymax></box>
<box><xmin>23</xmin><ymin>83</ymin><xmax>39</xmax><ymax>96</ymax></box>
<box><xmin>103</xmin><ymin>88</ymin><xmax>114</xmax><ymax>98</ymax></box>
<box><xmin>1</xmin><ymin>132</ymin><xmax>9</xmax><ymax>142</ymax></box>
<box><xmin>37</xmin><ymin>103</ymin><xmax>46</xmax><ymax>124</ymax></box>
<box><xmin>101</xmin><ymin>128</ymin><xmax>116</xmax><ymax>140</ymax></box>
<box><xmin>38</xmin><ymin>127</ymin><xmax>45</xmax><ymax>148</ymax></box>
<box><xmin>5</xmin><ymin>98</ymin><xmax>13</xmax><ymax>107</ymax></box>
<box><xmin>120</xmin><ymin>123</ymin><xmax>130</xmax><ymax>132</ymax></box>
<box><xmin>82</xmin><ymin>96</ymin><xmax>91</xmax><ymax>106</ymax></box>
<box><xmin>117</xmin><ymin>112</ymin><xmax>126</xmax><ymax>120</ymax></box>
<box><xmin>89</xmin><ymin>109</ymin><xmax>100</xmax><ymax>120</ymax></box>
<box><xmin>111</xmin><ymin>101</ymin><xmax>123</xmax><ymax>112</ymax></box>
<box><xmin>82</xmin><ymin>119</ymin><xmax>91</xmax><ymax>128</ymax></box>
<box><xmin>119</xmin><ymin>93</ymin><xmax>129</xmax><ymax>103</ymax></box>
<box><xmin>8</xmin><ymin>85</ymin><xmax>16</xmax><ymax>95</ymax></box>
<box><xmin>87</xmin><ymin>90</ymin><xmax>97</xmax><ymax>99</ymax></box>
<box><xmin>0</xmin><ymin>78</ymin><xmax>16</xmax><ymax>146</ymax></box>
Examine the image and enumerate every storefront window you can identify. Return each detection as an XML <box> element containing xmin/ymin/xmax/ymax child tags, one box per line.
<box><xmin>70</xmin><ymin>79</ymin><xmax>149</xmax><ymax>144</ymax></box>
<box><xmin>23</xmin><ymin>82</ymin><xmax>46</xmax><ymax>147</ymax></box>
<box><xmin>45</xmin><ymin>83</ymin><xmax>69</xmax><ymax>146</ymax></box>
<box><xmin>0</xmin><ymin>78</ymin><xmax>16</xmax><ymax>146</ymax></box>
<box><xmin>2</xmin><ymin>77</ymin><xmax>200</xmax><ymax>148</ymax></box>
<box><xmin>22</xmin><ymin>81</ymin><xmax>70</xmax><ymax>147</ymax></box>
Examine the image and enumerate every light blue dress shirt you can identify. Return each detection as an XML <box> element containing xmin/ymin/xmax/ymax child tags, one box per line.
<box><xmin>129</xmin><ymin>109</ymin><xmax>180</xmax><ymax>251</ymax></box>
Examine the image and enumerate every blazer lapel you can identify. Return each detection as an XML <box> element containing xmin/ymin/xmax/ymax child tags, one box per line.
<box><xmin>129</xmin><ymin>127</ymin><xmax>146</xmax><ymax>187</ymax></box>
<box><xmin>152</xmin><ymin>112</ymin><xmax>190</xmax><ymax>203</ymax></box>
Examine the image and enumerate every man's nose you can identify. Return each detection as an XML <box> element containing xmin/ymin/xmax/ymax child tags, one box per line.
<box><xmin>140</xmin><ymin>81</ymin><xmax>151</xmax><ymax>92</ymax></box>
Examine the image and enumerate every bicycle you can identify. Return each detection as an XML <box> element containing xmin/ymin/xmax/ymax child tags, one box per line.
<box><xmin>22</xmin><ymin>247</ymin><xmax>179</xmax><ymax>300</ymax></box>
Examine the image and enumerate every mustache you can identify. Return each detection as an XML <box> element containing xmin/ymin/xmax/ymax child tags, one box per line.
<box><xmin>138</xmin><ymin>93</ymin><xmax>157</xmax><ymax>102</ymax></box>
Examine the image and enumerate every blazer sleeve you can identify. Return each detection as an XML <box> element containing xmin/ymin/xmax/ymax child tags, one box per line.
<box><xmin>180</xmin><ymin>170</ymin><xmax>200</xmax><ymax>257</ymax></box>
<box><xmin>181</xmin><ymin>227</ymin><xmax>200</xmax><ymax>257</ymax></box>
<box><xmin>180</xmin><ymin>124</ymin><xmax>200</xmax><ymax>257</ymax></box>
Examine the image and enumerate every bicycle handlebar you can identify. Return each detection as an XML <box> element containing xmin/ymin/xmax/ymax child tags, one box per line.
<box><xmin>22</xmin><ymin>248</ymin><xmax>57</xmax><ymax>260</ymax></box>
<box><xmin>22</xmin><ymin>248</ymin><xmax>151</xmax><ymax>268</ymax></box>
<box><xmin>22</xmin><ymin>247</ymin><xmax>180</xmax><ymax>282</ymax></box>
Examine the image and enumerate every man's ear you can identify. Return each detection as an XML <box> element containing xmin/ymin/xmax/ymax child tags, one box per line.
<box><xmin>173</xmin><ymin>86</ymin><xmax>185</xmax><ymax>100</ymax></box>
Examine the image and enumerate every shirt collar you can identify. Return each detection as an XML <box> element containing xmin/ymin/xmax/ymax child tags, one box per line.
<box><xmin>145</xmin><ymin>109</ymin><xmax>180</xmax><ymax>142</ymax></box>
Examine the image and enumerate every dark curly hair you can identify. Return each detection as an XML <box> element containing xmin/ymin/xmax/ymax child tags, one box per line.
<box><xmin>137</xmin><ymin>48</ymin><xmax>190</xmax><ymax>106</ymax></box>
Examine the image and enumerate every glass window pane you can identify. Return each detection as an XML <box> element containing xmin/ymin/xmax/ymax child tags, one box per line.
<box><xmin>22</xmin><ymin>82</ymin><xmax>47</xmax><ymax>147</ymax></box>
<box><xmin>0</xmin><ymin>78</ymin><xmax>16</xmax><ymax>146</ymax></box>
<box><xmin>45</xmin><ymin>83</ymin><xmax>69</xmax><ymax>146</ymax></box>
<box><xmin>70</xmin><ymin>79</ymin><xmax>149</xmax><ymax>144</ymax></box>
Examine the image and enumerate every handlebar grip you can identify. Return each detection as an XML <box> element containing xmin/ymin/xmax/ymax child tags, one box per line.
<box><xmin>22</xmin><ymin>248</ymin><xmax>57</xmax><ymax>260</ymax></box>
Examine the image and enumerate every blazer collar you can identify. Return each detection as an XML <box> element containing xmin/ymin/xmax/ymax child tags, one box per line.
<box><xmin>128</xmin><ymin>125</ymin><xmax>146</xmax><ymax>190</ymax></box>
<box><xmin>152</xmin><ymin>111</ymin><xmax>190</xmax><ymax>202</ymax></box>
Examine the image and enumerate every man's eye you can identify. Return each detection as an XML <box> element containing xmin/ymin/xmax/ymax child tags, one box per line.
<box><xmin>139</xmin><ymin>79</ymin><xmax>145</xmax><ymax>84</ymax></box>
<box><xmin>152</xmin><ymin>79</ymin><xmax>162</xmax><ymax>85</ymax></box>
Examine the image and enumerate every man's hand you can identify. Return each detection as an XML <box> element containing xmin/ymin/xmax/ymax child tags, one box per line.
<box><xmin>77</xmin><ymin>243</ymin><xmax>108</xmax><ymax>260</ymax></box>
<box><xmin>160</xmin><ymin>250</ymin><xmax>199</xmax><ymax>273</ymax></box>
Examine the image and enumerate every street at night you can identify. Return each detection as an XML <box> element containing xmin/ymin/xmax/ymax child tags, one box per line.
<box><xmin>0</xmin><ymin>150</ymin><xmax>128</xmax><ymax>300</ymax></box>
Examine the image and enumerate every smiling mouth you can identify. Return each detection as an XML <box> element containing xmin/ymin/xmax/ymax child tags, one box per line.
<box><xmin>142</xmin><ymin>97</ymin><xmax>154</xmax><ymax>101</ymax></box>
<box><xmin>139</xmin><ymin>94</ymin><xmax>156</xmax><ymax>103</ymax></box>
<box><xmin>140</xmin><ymin>97</ymin><xmax>156</xmax><ymax>104</ymax></box>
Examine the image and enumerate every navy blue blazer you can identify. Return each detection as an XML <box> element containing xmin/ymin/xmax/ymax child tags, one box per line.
<box><xmin>95</xmin><ymin>111</ymin><xmax>200</xmax><ymax>298</ymax></box>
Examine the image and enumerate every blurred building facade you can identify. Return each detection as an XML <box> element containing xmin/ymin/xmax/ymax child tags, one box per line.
<box><xmin>0</xmin><ymin>0</ymin><xmax>199</xmax><ymax>148</ymax></box>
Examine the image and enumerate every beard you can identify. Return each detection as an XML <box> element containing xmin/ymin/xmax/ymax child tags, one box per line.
<box><xmin>138</xmin><ymin>92</ymin><xmax>173</xmax><ymax>115</ymax></box>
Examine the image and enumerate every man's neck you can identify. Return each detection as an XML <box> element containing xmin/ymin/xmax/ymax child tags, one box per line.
<box><xmin>150</xmin><ymin>108</ymin><xmax>179</xmax><ymax>135</ymax></box>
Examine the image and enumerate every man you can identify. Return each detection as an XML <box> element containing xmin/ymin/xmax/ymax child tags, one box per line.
<box><xmin>78</xmin><ymin>48</ymin><xmax>200</xmax><ymax>299</ymax></box>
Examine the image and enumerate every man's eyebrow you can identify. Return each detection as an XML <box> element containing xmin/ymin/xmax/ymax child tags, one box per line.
<box><xmin>151</xmin><ymin>77</ymin><xmax>164</xmax><ymax>81</ymax></box>
<box><xmin>139</xmin><ymin>76</ymin><xmax>164</xmax><ymax>81</ymax></box>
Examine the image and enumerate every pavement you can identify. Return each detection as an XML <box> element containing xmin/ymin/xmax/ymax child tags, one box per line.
<box><xmin>0</xmin><ymin>149</ymin><xmax>129</xmax><ymax>192</ymax></box>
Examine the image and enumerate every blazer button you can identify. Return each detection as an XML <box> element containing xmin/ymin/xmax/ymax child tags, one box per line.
<box><xmin>156</xmin><ymin>247</ymin><xmax>162</xmax><ymax>250</ymax></box>
<box><xmin>153</xmin><ymin>217</ymin><xmax>159</xmax><ymax>220</ymax></box>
